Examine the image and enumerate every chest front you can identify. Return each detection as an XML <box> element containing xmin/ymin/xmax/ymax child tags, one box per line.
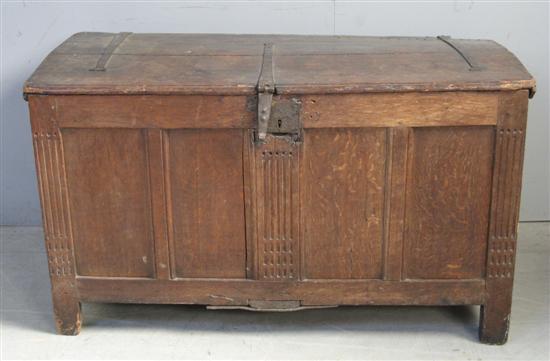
<box><xmin>24</xmin><ymin>33</ymin><xmax>535</xmax><ymax>344</ymax></box>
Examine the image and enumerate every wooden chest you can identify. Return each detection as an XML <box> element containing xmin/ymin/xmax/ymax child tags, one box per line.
<box><xmin>24</xmin><ymin>33</ymin><xmax>535</xmax><ymax>344</ymax></box>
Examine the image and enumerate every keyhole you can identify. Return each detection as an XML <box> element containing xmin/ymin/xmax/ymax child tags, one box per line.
<box><xmin>278</xmin><ymin>119</ymin><xmax>282</xmax><ymax>128</ymax></box>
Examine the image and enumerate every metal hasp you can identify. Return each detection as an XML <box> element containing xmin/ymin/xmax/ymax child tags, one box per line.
<box><xmin>256</xmin><ymin>43</ymin><xmax>275</xmax><ymax>141</ymax></box>
<box><xmin>255</xmin><ymin>43</ymin><xmax>302</xmax><ymax>142</ymax></box>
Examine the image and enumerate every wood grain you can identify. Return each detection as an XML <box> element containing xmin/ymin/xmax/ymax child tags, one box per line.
<box><xmin>243</xmin><ymin>130</ymin><xmax>256</xmax><ymax>279</ymax></box>
<box><xmin>383</xmin><ymin>128</ymin><xmax>409</xmax><ymax>281</ymax></box>
<box><xmin>252</xmin><ymin>135</ymin><xmax>301</xmax><ymax>281</ymax></box>
<box><xmin>42</xmin><ymin>92</ymin><xmax>498</xmax><ymax>129</ymax></box>
<box><xmin>24</xmin><ymin>33</ymin><xmax>534</xmax><ymax>341</ymax></box>
<box><xmin>146</xmin><ymin>129</ymin><xmax>171</xmax><ymax>279</ymax></box>
<box><xmin>24</xmin><ymin>33</ymin><xmax>535</xmax><ymax>97</ymax></box>
<box><xmin>50</xmin><ymin>95</ymin><xmax>254</xmax><ymax>129</ymax></box>
<box><xmin>76</xmin><ymin>277</ymin><xmax>486</xmax><ymax>306</ymax></box>
<box><xmin>29</xmin><ymin>96</ymin><xmax>82</xmax><ymax>335</ymax></box>
<box><xmin>33</xmin><ymin>131</ymin><xmax>74</xmax><ymax>278</ymax></box>
<box><xmin>403</xmin><ymin>127</ymin><xmax>494</xmax><ymax>280</ymax></box>
<box><xmin>301</xmin><ymin>92</ymin><xmax>498</xmax><ymax>127</ymax></box>
<box><xmin>168</xmin><ymin>129</ymin><xmax>246</xmax><ymax>279</ymax></box>
<box><xmin>303</xmin><ymin>129</ymin><xmax>386</xmax><ymax>279</ymax></box>
<box><xmin>480</xmin><ymin>90</ymin><xmax>529</xmax><ymax>344</ymax></box>
<box><xmin>63</xmin><ymin>129</ymin><xmax>155</xmax><ymax>278</ymax></box>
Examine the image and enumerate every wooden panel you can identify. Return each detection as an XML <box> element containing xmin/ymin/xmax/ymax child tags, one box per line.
<box><xmin>301</xmin><ymin>92</ymin><xmax>498</xmax><ymax>128</ymax></box>
<box><xmin>168</xmin><ymin>129</ymin><xmax>246</xmax><ymax>278</ymax></box>
<box><xmin>275</xmin><ymin>50</ymin><xmax>533</xmax><ymax>95</ymax></box>
<box><xmin>42</xmin><ymin>92</ymin><xmax>497</xmax><ymax>130</ymax></box>
<box><xmin>77</xmin><ymin>277</ymin><xmax>486</xmax><ymax>306</ymax></box>
<box><xmin>303</xmin><ymin>129</ymin><xmax>386</xmax><ymax>279</ymax></box>
<box><xmin>252</xmin><ymin>136</ymin><xmax>301</xmax><ymax>281</ymax></box>
<box><xmin>52</xmin><ymin>95</ymin><xmax>254</xmax><ymax>129</ymax></box>
<box><xmin>403</xmin><ymin>127</ymin><xmax>494</xmax><ymax>279</ymax></box>
<box><xmin>63</xmin><ymin>129</ymin><xmax>155</xmax><ymax>278</ymax></box>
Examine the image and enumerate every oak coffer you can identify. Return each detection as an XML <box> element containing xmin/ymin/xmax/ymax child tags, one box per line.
<box><xmin>24</xmin><ymin>33</ymin><xmax>536</xmax><ymax>344</ymax></box>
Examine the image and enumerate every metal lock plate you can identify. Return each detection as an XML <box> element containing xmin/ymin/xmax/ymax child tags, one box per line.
<box><xmin>267</xmin><ymin>98</ymin><xmax>302</xmax><ymax>135</ymax></box>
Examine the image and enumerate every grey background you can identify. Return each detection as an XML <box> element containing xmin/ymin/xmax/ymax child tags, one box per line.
<box><xmin>1</xmin><ymin>1</ymin><xmax>549</xmax><ymax>225</ymax></box>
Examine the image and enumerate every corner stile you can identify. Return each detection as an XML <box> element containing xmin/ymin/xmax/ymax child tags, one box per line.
<box><xmin>29</xmin><ymin>96</ymin><xmax>82</xmax><ymax>335</ymax></box>
<box><xmin>480</xmin><ymin>90</ymin><xmax>529</xmax><ymax>344</ymax></box>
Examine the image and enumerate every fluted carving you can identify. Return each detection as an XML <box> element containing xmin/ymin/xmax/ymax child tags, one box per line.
<box><xmin>252</xmin><ymin>136</ymin><xmax>300</xmax><ymax>281</ymax></box>
<box><xmin>33</xmin><ymin>131</ymin><xmax>74</xmax><ymax>277</ymax></box>
<box><xmin>260</xmin><ymin>150</ymin><xmax>296</xmax><ymax>279</ymax></box>
<box><xmin>487</xmin><ymin>128</ymin><xmax>525</xmax><ymax>279</ymax></box>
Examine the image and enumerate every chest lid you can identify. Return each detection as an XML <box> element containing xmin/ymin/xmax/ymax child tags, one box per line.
<box><xmin>23</xmin><ymin>32</ymin><xmax>535</xmax><ymax>98</ymax></box>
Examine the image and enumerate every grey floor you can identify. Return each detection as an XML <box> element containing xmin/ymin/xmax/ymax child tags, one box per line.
<box><xmin>1</xmin><ymin>223</ymin><xmax>548</xmax><ymax>360</ymax></box>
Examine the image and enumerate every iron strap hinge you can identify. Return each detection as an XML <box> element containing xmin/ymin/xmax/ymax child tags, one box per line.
<box><xmin>437</xmin><ymin>35</ymin><xmax>483</xmax><ymax>71</ymax></box>
<box><xmin>90</xmin><ymin>32</ymin><xmax>132</xmax><ymax>72</ymax></box>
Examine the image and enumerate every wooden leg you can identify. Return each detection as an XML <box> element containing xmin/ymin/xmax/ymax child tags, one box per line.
<box><xmin>479</xmin><ymin>279</ymin><xmax>513</xmax><ymax>345</ymax></box>
<box><xmin>51</xmin><ymin>280</ymin><xmax>82</xmax><ymax>335</ymax></box>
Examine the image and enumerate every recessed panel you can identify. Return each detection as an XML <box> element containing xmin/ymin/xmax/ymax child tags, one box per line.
<box><xmin>303</xmin><ymin>128</ymin><xmax>387</xmax><ymax>279</ymax></box>
<box><xmin>404</xmin><ymin>127</ymin><xmax>494</xmax><ymax>279</ymax></box>
<box><xmin>63</xmin><ymin>129</ymin><xmax>154</xmax><ymax>277</ymax></box>
<box><xmin>168</xmin><ymin>129</ymin><xmax>246</xmax><ymax>278</ymax></box>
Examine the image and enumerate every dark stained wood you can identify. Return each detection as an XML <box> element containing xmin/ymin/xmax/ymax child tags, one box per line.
<box><xmin>29</xmin><ymin>96</ymin><xmax>81</xmax><ymax>335</ymax></box>
<box><xmin>146</xmin><ymin>129</ymin><xmax>171</xmax><ymax>279</ymax></box>
<box><xmin>62</xmin><ymin>129</ymin><xmax>155</xmax><ymax>278</ymax></box>
<box><xmin>403</xmin><ymin>127</ymin><xmax>494</xmax><ymax>280</ymax></box>
<box><xmin>167</xmin><ymin>129</ymin><xmax>246</xmax><ymax>279</ymax></box>
<box><xmin>303</xmin><ymin>129</ymin><xmax>386</xmax><ymax>279</ymax></box>
<box><xmin>243</xmin><ymin>130</ymin><xmax>256</xmax><ymax>279</ymax></box>
<box><xmin>480</xmin><ymin>90</ymin><xmax>529</xmax><ymax>344</ymax></box>
<box><xmin>76</xmin><ymin>277</ymin><xmax>486</xmax><ymax>306</ymax></box>
<box><xmin>25</xmin><ymin>34</ymin><xmax>534</xmax><ymax>343</ymax></box>
<box><xmin>24</xmin><ymin>33</ymin><xmax>535</xmax><ymax>97</ymax></box>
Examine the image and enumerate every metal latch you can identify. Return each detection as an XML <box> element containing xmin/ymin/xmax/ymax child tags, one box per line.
<box><xmin>256</xmin><ymin>43</ymin><xmax>301</xmax><ymax>142</ymax></box>
<box><xmin>256</xmin><ymin>43</ymin><xmax>275</xmax><ymax>141</ymax></box>
<box><xmin>257</xmin><ymin>90</ymin><xmax>274</xmax><ymax>142</ymax></box>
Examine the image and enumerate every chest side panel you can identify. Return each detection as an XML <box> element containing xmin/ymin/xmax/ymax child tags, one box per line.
<box><xmin>403</xmin><ymin>126</ymin><xmax>495</xmax><ymax>279</ymax></box>
<box><xmin>62</xmin><ymin>128</ymin><xmax>155</xmax><ymax>277</ymax></box>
